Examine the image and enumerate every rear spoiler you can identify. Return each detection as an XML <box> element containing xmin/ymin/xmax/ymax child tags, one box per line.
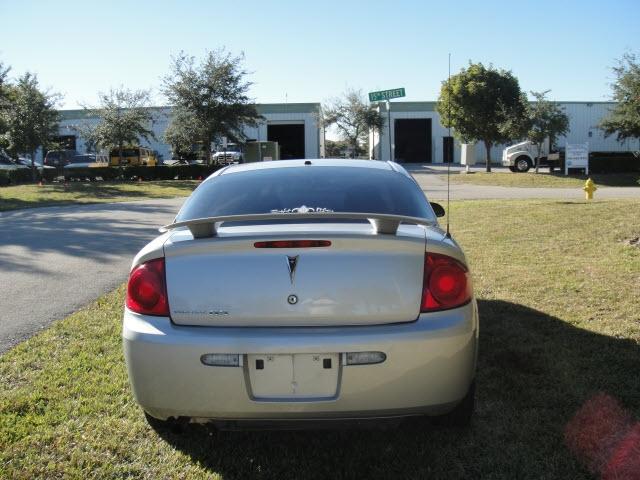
<box><xmin>160</xmin><ymin>212</ymin><xmax>435</xmax><ymax>239</ymax></box>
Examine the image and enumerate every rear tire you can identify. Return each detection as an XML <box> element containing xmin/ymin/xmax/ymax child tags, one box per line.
<box><xmin>433</xmin><ymin>381</ymin><xmax>475</xmax><ymax>427</ymax></box>
<box><xmin>515</xmin><ymin>156</ymin><xmax>531</xmax><ymax>172</ymax></box>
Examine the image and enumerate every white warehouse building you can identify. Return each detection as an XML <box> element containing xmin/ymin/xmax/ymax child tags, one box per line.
<box><xmin>52</xmin><ymin>100</ymin><xmax>637</xmax><ymax>165</ymax></box>
<box><xmin>53</xmin><ymin>103</ymin><xmax>325</xmax><ymax>162</ymax></box>
<box><xmin>369</xmin><ymin>101</ymin><xmax>640</xmax><ymax>164</ymax></box>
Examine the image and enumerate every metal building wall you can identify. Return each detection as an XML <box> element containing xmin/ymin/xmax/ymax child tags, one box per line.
<box><xmin>242</xmin><ymin>113</ymin><xmax>321</xmax><ymax>158</ymax></box>
<box><xmin>372</xmin><ymin>101</ymin><xmax>638</xmax><ymax>164</ymax></box>
<box><xmin>372</xmin><ymin>102</ymin><xmax>462</xmax><ymax>164</ymax></box>
<box><xmin>53</xmin><ymin>103</ymin><xmax>323</xmax><ymax>161</ymax></box>
<box><xmin>557</xmin><ymin>102</ymin><xmax>640</xmax><ymax>151</ymax></box>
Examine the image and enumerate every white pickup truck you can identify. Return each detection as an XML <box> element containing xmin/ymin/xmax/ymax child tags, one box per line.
<box><xmin>502</xmin><ymin>140</ymin><xmax>561</xmax><ymax>173</ymax></box>
<box><xmin>212</xmin><ymin>143</ymin><xmax>243</xmax><ymax>165</ymax></box>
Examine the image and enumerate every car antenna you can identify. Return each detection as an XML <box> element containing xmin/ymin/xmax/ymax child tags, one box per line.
<box><xmin>445</xmin><ymin>53</ymin><xmax>452</xmax><ymax>239</ymax></box>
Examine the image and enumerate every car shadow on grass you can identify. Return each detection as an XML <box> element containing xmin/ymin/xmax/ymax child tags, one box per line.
<box><xmin>150</xmin><ymin>299</ymin><xmax>640</xmax><ymax>480</ymax></box>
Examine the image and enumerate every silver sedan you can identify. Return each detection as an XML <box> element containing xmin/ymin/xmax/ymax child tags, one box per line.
<box><xmin>123</xmin><ymin>159</ymin><xmax>478</xmax><ymax>429</ymax></box>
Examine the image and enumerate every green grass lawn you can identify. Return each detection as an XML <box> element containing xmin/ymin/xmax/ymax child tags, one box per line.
<box><xmin>1</xmin><ymin>199</ymin><xmax>639</xmax><ymax>479</ymax></box>
<box><xmin>0</xmin><ymin>180</ymin><xmax>199</xmax><ymax>212</ymax></box>
<box><xmin>440</xmin><ymin>172</ymin><xmax>640</xmax><ymax>188</ymax></box>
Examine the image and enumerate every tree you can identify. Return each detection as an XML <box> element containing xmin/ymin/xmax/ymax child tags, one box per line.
<box><xmin>84</xmin><ymin>88</ymin><xmax>155</xmax><ymax>164</ymax></box>
<box><xmin>0</xmin><ymin>72</ymin><xmax>60</xmax><ymax>180</ymax></box>
<box><xmin>72</xmin><ymin>121</ymin><xmax>99</xmax><ymax>153</ymax></box>
<box><xmin>162</xmin><ymin>49</ymin><xmax>262</xmax><ymax>164</ymax></box>
<box><xmin>527</xmin><ymin>91</ymin><xmax>570</xmax><ymax>173</ymax></box>
<box><xmin>0</xmin><ymin>61</ymin><xmax>11</xmax><ymax>142</ymax></box>
<box><xmin>600</xmin><ymin>53</ymin><xmax>640</xmax><ymax>144</ymax></box>
<box><xmin>163</xmin><ymin>105</ymin><xmax>208</xmax><ymax>160</ymax></box>
<box><xmin>324</xmin><ymin>139</ymin><xmax>350</xmax><ymax>158</ymax></box>
<box><xmin>322</xmin><ymin>89</ymin><xmax>384</xmax><ymax>159</ymax></box>
<box><xmin>437</xmin><ymin>63</ymin><xmax>528</xmax><ymax>172</ymax></box>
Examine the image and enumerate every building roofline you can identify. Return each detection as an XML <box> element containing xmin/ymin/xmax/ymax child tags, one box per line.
<box><xmin>58</xmin><ymin>99</ymin><xmax>613</xmax><ymax>120</ymax></box>
<box><xmin>58</xmin><ymin>102</ymin><xmax>322</xmax><ymax>120</ymax></box>
<box><xmin>382</xmin><ymin>100</ymin><xmax>615</xmax><ymax>104</ymax></box>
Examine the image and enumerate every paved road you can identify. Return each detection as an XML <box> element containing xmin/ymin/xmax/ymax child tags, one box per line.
<box><xmin>0</xmin><ymin>198</ymin><xmax>184</xmax><ymax>353</ymax></box>
<box><xmin>407</xmin><ymin>165</ymin><xmax>640</xmax><ymax>201</ymax></box>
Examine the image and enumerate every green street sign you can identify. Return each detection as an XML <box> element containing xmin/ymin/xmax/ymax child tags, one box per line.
<box><xmin>368</xmin><ymin>88</ymin><xmax>406</xmax><ymax>102</ymax></box>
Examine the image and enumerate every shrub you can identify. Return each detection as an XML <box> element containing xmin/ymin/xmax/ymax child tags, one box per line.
<box><xmin>1</xmin><ymin>164</ymin><xmax>223</xmax><ymax>186</ymax></box>
<box><xmin>589</xmin><ymin>152</ymin><xmax>640</xmax><ymax>173</ymax></box>
<box><xmin>41</xmin><ymin>168</ymin><xmax>59</xmax><ymax>182</ymax></box>
<box><xmin>8</xmin><ymin>169</ymin><xmax>33</xmax><ymax>184</ymax></box>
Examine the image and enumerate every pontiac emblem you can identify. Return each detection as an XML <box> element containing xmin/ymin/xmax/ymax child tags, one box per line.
<box><xmin>286</xmin><ymin>255</ymin><xmax>299</xmax><ymax>284</ymax></box>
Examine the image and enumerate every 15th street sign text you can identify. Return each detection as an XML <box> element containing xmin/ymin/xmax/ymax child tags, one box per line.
<box><xmin>368</xmin><ymin>88</ymin><xmax>406</xmax><ymax>102</ymax></box>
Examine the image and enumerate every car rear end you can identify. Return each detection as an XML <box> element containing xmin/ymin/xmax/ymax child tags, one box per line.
<box><xmin>123</xmin><ymin>160</ymin><xmax>478</xmax><ymax>425</ymax></box>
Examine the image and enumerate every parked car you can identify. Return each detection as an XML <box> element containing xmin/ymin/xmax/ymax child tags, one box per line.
<box><xmin>162</xmin><ymin>159</ymin><xmax>190</xmax><ymax>166</ymax></box>
<box><xmin>44</xmin><ymin>149</ymin><xmax>80</xmax><ymax>167</ymax></box>
<box><xmin>16</xmin><ymin>157</ymin><xmax>57</xmax><ymax>175</ymax></box>
<box><xmin>0</xmin><ymin>152</ymin><xmax>28</xmax><ymax>171</ymax></box>
<box><xmin>63</xmin><ymin>154</ymin><xmax>109</xmax><ymax>181</ymax></box>
<box><xmin>0</xmin><ymin>152</ymin><xmax>30</xmax><ymax>185</ymax></box>
<box><xmin>123</xmin><ymin>159</ymin><xmax>478</xmax><ymax>429</ymax></box>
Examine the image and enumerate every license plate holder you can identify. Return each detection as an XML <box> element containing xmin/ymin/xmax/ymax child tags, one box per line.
<box><xmin>247</xmin><ymin>353</ymin><xmax>340</xmax><ymax>400</ymax></box>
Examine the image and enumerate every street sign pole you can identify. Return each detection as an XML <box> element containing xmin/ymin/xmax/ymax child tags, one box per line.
<box><xmin>368</xmin><ymin>88</ymin><xmax>405</xmax><ymax>162</ymax></box>
<box><xmin>387</xmin><ymin>100</ymin><xmax>392</xmax><ymax>162</ymax></box>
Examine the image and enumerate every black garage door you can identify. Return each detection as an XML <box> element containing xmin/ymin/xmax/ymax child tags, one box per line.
<box><xmin>394</xmin><ymin>119</ymin><xmax>431</xmax><ymax>163</ymax></box>
<box><xmin>267</xmin><ymin>124</ymin><xmax>305</xmax><ymax>159</ymax></box>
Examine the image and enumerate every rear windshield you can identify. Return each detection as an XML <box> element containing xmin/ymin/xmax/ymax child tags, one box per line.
<box><xmin>175</xmin><ymin>166</ymin><xmax>434</xmax><ymax>222</ymax></box>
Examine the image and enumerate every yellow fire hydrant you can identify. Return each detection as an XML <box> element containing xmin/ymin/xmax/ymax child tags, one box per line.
<box><xmin>583</xmin><ymin>178</ymin><xmax>597</xmax><ymax>200</ymax></box>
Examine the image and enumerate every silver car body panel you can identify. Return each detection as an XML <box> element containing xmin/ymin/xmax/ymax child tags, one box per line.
<box><xmin>123</xmin><ymin>300</ymin><xmax>478</xmax><ymax>421</ymax></box>
<box><xmin>164</xmin><ymin>224</ymin><xmax>427</xmax><ymax>327</ymax></box>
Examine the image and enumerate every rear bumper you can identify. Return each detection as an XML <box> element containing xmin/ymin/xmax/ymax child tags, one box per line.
<box><xmin>123</xmin><ymin>301</ymin><xmax>479</xmax><ymax>421</ymax></box>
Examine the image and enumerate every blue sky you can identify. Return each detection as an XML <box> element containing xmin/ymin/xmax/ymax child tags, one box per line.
<box><xmin>1</xmin><ymin>0</ymin><xmax>638</xmax><ymax>109</ymax></box>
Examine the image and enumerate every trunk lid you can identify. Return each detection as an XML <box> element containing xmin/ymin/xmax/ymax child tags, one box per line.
<box><xmin>164</xmin><ymin>223</ymin><xmax>426</xmax><ymax>327</ymax></box>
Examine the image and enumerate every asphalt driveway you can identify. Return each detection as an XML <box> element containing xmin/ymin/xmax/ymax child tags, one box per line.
<box><xmin>0</xmin><ymin>198</ymin><xmax>184</xmax><ymax>353</ymax></box>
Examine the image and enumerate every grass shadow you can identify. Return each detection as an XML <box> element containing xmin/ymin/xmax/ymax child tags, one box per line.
<box><xmin>152</xmin><ymin>299</ymin><xmax>640</xmax><ymax>479</ymax></box>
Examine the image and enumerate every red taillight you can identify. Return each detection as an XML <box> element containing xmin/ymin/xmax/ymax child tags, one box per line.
<box><xmin>254</xmin><ymin>240</ymin><xmax>331</xmax><ymax>248</ymax></box>
<box><xmin>420</xmin><ymin>252</ymin><xmax>472</xmax><ymax>312</ymax></box>
<box><xmin>126</xmin><ymin>258</ymin><xmax>169</xmax><ymax>316</ymax></box>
